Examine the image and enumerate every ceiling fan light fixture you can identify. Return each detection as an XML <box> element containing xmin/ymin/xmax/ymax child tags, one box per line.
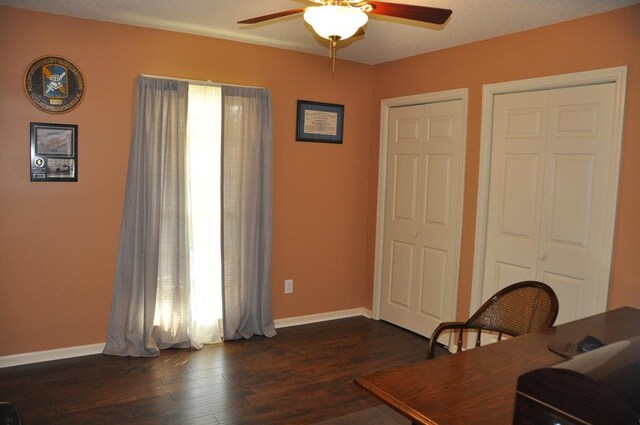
<box><xmin>303</xmin><ymin>5</ymin><xmax>368</xmax><ymax>40</ymax></box>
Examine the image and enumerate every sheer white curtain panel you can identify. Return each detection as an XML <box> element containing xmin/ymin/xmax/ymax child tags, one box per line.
<box><xmin>185</xmin><ymin>84</ymin><xmax>223</xmax><ymax>348</ymax></box>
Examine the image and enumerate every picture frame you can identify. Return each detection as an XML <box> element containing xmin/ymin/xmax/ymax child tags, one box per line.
<box><xmin>296</xmin><ymin>100</ymin><xmax>344</xmax><ymax>144</ymax></box>
<box><xmin>30</xmin><ymin>122</ymin><xmax>78</xmax><ymax>182</ymax></box>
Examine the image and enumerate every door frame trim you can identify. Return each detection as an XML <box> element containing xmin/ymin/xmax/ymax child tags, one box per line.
<box><xmin>372</xmin><ymin>88</ymin><xmax>469</xmax><ymax>321</ymax></box>
<box><xmin>470</xmin><ymin>66</ymin><xmax>628</xmax><ymax>316</ymax></box>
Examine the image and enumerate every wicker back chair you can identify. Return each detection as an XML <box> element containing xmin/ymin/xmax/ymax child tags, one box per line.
<box><xmin>427</xmin><ymin>281</ymin><xmax>559</xmax><ymax>359</ymax></box>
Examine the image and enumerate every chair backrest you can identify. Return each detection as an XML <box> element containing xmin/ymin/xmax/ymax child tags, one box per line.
<box><xmin>427</xmin><ymin>281</ymin><xmax>559</xmax><ymax>359</ymax></box>
<box><xmin>468</xmin><ymin>280</ymin><xmax>559</xmax><ymax>337</ymax></box>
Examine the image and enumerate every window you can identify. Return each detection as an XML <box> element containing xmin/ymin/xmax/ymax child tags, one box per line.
<box><xmin>152</xmin><ymin>84</ymin><xmax>223</xmax><ymax>346</ymax></box>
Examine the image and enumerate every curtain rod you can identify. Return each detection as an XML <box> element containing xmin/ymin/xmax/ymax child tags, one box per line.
<box><xmin>139</xmin><ymin>74</ymin><xmax>264</xmax><ymax>90</ymax></box>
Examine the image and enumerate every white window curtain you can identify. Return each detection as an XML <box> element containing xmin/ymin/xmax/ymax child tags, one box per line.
<box><xmin>184</xmin><ymin>84</ymin><xmax>223</xmax><ymax>348</ymax></box>
<box><xmin>103</xmin><ymin>76</ymin><xmax>275</xmax><ymax>357</ymax></box>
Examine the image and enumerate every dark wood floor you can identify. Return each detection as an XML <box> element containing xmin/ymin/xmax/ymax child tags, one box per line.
<box><xmin>0</xmin><ymin>317</ymin><xmax>448</xmax><ymax>424</ymax></box>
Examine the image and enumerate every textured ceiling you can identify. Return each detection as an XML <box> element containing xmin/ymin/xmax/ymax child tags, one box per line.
<box><xmin>1</xmin><ymin>0</ymin><xmax>638</xmax><ymax>64</ymax></box>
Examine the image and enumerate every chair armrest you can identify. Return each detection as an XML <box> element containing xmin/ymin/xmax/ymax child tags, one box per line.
<box><xmin>427</xmin><ymin>321</ymin><xmax>466</xmax><ymax>359</ymax></box>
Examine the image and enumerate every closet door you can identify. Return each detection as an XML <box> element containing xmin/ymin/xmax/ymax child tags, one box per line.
<box><xmin>481</xmin><ymin>90</ymin><xmax>549</xmax><ymax>296</ymax></box>
<box><xmin>537</xmin><ymin>84</ymin><xmax>615</xmax><ymax>324</ymax></box>
<box><xmin>482</xmin><ymin>83</ymin><xmax>616</xmax><ymax>324</ymax></box>
<box><xmin>379</xmin><ymin>100</ymin><xmax>464</xmax><ymax>337</ymax></box>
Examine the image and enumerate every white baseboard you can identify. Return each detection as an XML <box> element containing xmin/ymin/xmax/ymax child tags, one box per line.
<box><xmin>274</xmin><ymin>307</ymin><xmax>373</xmax><ymax>329</ymax></box>
<box><xmin>0</xmin><ymin>343</ymin><xmax>105</xmax><ymax>369</ymax></box>
<box><xmin>0</xmin><ymin>308</ymin><xmax>374</xmax><ymax>369</ymax></box>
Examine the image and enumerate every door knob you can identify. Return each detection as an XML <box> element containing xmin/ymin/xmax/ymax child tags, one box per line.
<box><xmin>413</xmin><ymin>232</ymin><xmax>418</xmax><ymax>237</ymax></box>
<box><xmin>538</xmin><ymin>254</ymin><xmax>547</xmax><ymax>261</ymax></box>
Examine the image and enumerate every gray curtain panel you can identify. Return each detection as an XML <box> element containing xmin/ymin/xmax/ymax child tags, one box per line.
<box><xmin>104</xmin><ymin>77</ymin><xmax>275</xmax><ymax>357</ymax></box>
<box><xmin>221</xmin><ymin>86</ymin><xmax>276</xmax><ymax>340</ymax></box>
<box><xmin>103</xmin><ymin>76</ymin><xmax>190</xmax><ymax>357</ymax></box>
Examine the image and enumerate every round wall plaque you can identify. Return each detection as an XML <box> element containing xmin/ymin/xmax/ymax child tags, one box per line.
<box><xmin>24</xmin><ymin>55</ymin><xmax>85</xmax><ymax>114</ymax></box>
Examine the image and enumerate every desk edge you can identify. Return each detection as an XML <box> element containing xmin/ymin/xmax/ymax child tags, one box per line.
<box><xmin>354</xmin><ymin>377</ymin><xmax>438</xmax><ymax>425</ymax></box>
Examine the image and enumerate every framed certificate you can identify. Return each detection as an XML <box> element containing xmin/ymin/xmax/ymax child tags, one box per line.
<box><xmin>296</xmin><ymin>100</ymin><xmax>344</xmax><ymax>144</ymax></box>
<box><xmin>30</xmin><ymin>122</ymin><xmax>78</xmax><ymax>182</ymax></box>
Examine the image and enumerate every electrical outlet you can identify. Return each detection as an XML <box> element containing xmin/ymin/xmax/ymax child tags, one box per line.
<box><xmin>284</xmin><ymin>279</ymin><xmax>293</xmax><ymax>294</ymax></box>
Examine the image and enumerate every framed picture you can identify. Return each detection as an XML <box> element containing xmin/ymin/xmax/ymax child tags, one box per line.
<box><xmin>296</xmin><ymin>100</ymin><xmax>344</xmax><ymax>144</ymax></box>
<box><xmin>30</xmin><ymin>122</ymin><xmax>78</xmax><ymax>182</ymax></box>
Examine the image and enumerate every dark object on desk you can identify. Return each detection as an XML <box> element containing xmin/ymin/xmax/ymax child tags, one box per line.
<box><xmin>0</xmin><ymin>402</ymin><xmax>21</xmax><ymax>425</ymax></box>
<box><xmin>547</xmin><ymin>341</ymin><xmax>577</xmax><ymax>358</ymax></box>
<box><xmin>427</xmin><ymin>280</ymin><xmax>559</xmax><ymax>359</ymax></box>
<box><xmin>548</xmin><ymin>335</ymin><xmax>606</xmax><ymax>358</ymax></box>
<box><xmin>514</xmin><ymin>336</ymin><xmax>640</xmax><ymax>425</ymax></box>
<box><xmin>578</xmin><ymin>335</ymin><xmax>606</xmax><ymax>352</ymax></box>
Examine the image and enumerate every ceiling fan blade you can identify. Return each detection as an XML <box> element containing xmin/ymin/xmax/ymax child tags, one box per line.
<box><xmin>354</xmin><ymin>27</ymin><xmax>366</xmax><ymax>37</ymax></box>
<box><xmin>238</xmin><ymin>8</ymin><xmax>306</xmax><ymax>24</ymax></box>
<box><xmin>365</xmin><ymin>1</ymin><xmax>452</xmax><ymax>25</ymax></box>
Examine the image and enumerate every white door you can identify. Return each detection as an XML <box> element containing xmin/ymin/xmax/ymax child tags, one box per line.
<box><xmin>379</xmin><ymin>99</ymin><xmax>465</xmax><ymax>337</ymax></box>
<box><xmin>482</xmin><ymin>83</ymin><xmax>616</xmax><ymax>324</ymax></box>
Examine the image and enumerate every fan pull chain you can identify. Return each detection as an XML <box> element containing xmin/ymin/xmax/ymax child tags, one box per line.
<box><xmin>329</xmin><ymin>36</ymin><xmax>338</xmax><ymax>72</ymax></box>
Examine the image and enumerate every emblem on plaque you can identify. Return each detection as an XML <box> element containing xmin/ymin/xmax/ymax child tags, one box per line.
<box><xmin>24</xmin><ymin>56</ymin><xmax>85</xmax><ymax>114</ymax></box>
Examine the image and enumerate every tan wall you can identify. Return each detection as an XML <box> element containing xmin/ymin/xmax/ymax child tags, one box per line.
<box><xmin>1</xmin><ymin>5</ymin><xmax>638</xmax><ymax>358</ymax></box>
<box><xmin>0</xmin><ymin>7</ymin><xmax>374</xmax><ymax>356</ymax></box>
<box><xmin>365</xmin><ymin>5</ymin><xmax>640</xmax><ymax>319</ymax></box>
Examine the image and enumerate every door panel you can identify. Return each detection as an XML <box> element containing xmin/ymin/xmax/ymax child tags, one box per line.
<box><xmin>495</xmin><ymin>262</ymin><xmax>532</xmax><ymax>288</ymax></box>
<box><xmin>483</xmin><ymin>83</ymin><xmax>616</xmax><ymax>324</ymax></box>
<box><xmin>543</xmin><ymin>272</ymin><xmax>585</xmax><ymax>324</ymax></box>
<box><xmin>427</xmin><ymin>115</ymin><xmax>454</xmax><ymax>140</ymax></box>
<box><xmin>505</xmin><ymin>108</ymin><xmax>543</xmax><ymax>138</ymax></box>
<box><xmin>501</xmin><ymin>155</ymin><xmax>540</xmax><ymax>238</ymax></box>
<box><xmin>396</xmin><ymin>117</ymin><xmax>421</xmax><ymax>141</ymax></box>
<box><xmin>424</xmin><ymin>154</ymin><xmax>451</xmax><ymax>226</ymax></box>
<box><xmin>392</xmin><ymin>155</ymin><xmax>418</xmax><ymax>222</ymax></box>
<box><xmin>538</xmin><ymin>83</ymin><xmax>615</xmax><ymax>322</ymax></box>
<box><xmin>389</xmin><ymin>240</ymin><xmax>414</xmax><ymax>309</ymax></box>
<box><xmin>482</xmin><ymin>91</ymin><xmax>548</xmax><ymax>298</ymax></box>
<box><xmin>548</xmin><ymin>155</ymin><xmax>594</xmax><ymax>246</ymax></box>
<box><xmin>554</xmin><ymin>104</ymin><xmax>599</xmax><ymax>137</ymax></box>
<box><xmin>381</xmin><ymin>104</ymin><xmax>423</xmax><ymax>328</ymax></box>
<box><xmin>419</xmin><ymin>246</ymin><xmax>447</xmax><ymax>320</ymax></box>
<box><xmin>380</xmin><ymin>100</ymin><xmax>464</xmax><ymax>337</ymax></box>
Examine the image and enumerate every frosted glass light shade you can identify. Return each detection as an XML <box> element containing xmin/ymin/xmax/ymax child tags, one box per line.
<box><xmin>303</xmin><ymin>5</ymin><xmax>368</xmax><ymax>40</ymax></box>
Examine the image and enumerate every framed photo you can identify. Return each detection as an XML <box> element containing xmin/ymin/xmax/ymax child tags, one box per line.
<box><xmin>30</xmin><ymin>122</ymin><xmax>78</xmax><ymax>182</ymax></box>
<box><xmin>296</xmin><ymin>100</ymin><xmax>344</xmax><ymax>144</ymax></box>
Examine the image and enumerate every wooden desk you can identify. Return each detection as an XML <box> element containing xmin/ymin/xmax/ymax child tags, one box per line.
<box><xmin>356</xmin><ymin>307</ymin><xmax>640</xmax><ymax>425</ymax></box>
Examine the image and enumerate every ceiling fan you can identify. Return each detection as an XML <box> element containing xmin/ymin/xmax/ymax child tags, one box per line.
<box><xmin>238</xmin><ymin>0</ymin><xmax>452</xmax><ymax>70</ymax></box>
